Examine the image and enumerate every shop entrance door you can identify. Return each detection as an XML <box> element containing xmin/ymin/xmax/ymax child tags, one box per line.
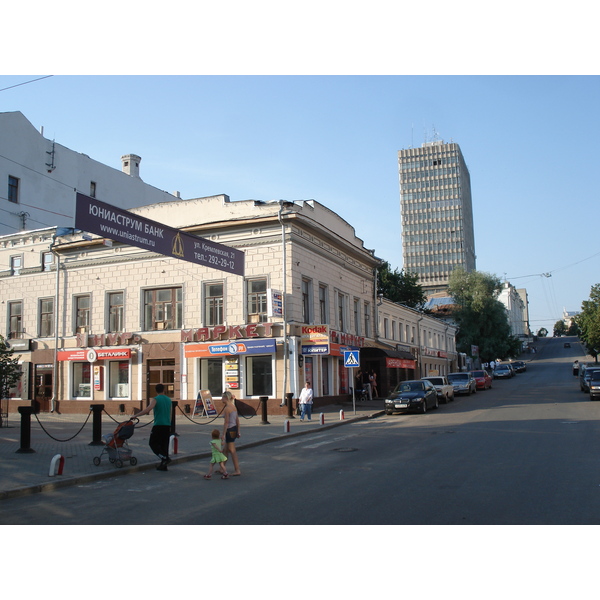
<box><xmin>34</xmin><ymin>366</ymin><xmax>53</xmax><ymax>412</ymax></box>
<box><xmin>147</xmin><ymin>359</ymin><xmax>175</xmax><ymax>400</ymax></box>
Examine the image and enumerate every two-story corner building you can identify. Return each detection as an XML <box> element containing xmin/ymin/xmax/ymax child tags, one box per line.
<box><xmin>0</xmin><ymin>111</ymin><xmax>181</xmax><ymax>236</ymax></box>
<box><xmin>0</xmin><ymin>193</ymin><xmax>459</xmax><ymax>415</ymax></box>
<box><xmin>376</xmin><ymin>299</ymin><xmax>458</xmax><ymax>382</ymax></box>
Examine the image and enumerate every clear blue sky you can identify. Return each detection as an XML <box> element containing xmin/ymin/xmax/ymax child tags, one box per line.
<box><xmin>1</xmin><ymin>74</ymin><xmax>599</xmax><ymax>334</ymax></box>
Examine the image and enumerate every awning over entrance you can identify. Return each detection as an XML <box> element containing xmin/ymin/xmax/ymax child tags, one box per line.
<box><xmin>360</xmin><ymin>346</ymin><xmax>416</xmax><ymax>369</ymax></box>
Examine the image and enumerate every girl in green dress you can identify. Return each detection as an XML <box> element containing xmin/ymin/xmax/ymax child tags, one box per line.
<box><xmin>204</xmin><ymin>429</ymin><xmax>229</xmax><ymax>479</ymax></box>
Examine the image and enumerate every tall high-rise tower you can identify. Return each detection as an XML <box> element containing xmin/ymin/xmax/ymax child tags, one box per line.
<box><xmin>398</xmin><ymin>139</ymin><xmax>476</xmax><ymax>295</ymax></box>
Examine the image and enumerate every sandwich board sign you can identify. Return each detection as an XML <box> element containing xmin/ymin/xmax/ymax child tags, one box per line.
<box><xmin>193</xmin><ymin>390</ymin><xmax>218</xmax><ymax>417</ymax></box>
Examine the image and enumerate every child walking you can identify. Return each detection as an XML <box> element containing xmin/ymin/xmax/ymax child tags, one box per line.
<box><xmin>204</xmin><ymin>429</ymin><xmax>229</xmax><ymax>480</ymax></box>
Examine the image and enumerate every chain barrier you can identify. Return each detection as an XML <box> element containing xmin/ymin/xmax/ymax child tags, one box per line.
<box><xmin>176</xmin><ymin>403</ymin><xmax>225</xmax><ymax>425</ymax></box>
<box><xmin>102</xmin><ymin>409</ymin><xmax>154</xmax><ymax>429</ymax></box>
<box><xmin>33</xmin><ymin>411</ymin><xmax>92</xmax><ymax>442</ymax></box>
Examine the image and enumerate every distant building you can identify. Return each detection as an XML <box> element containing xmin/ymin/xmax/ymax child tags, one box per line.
<box><xmin>498</xmin><ymin>282</ymin><xmax>528</xmax><ymax>338</ymax></box>
<box><xmin>398</xmin><ymin>139</ymin><xmax>476</xmax><ymax>295</ymax></box>
<box><xmin>0</xmin><ymin>111</ymin><xmax>180</xmax><ymax>236</ymax></box>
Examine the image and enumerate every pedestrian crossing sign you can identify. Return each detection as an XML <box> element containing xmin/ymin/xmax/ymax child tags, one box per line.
<box><xmin>343</xmin><ymin>350</ymin><xmax>360</xmax><ymax>368</ymax></box>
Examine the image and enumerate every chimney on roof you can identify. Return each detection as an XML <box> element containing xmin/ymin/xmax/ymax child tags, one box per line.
<box><xmin>121</xmin><ymin>154</ymin><xmax>141</xmax><ymax>178</ymax></box>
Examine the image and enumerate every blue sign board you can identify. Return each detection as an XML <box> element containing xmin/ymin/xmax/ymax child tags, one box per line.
<box><xmin>344</xmin><ymin>350</ymin><xmax>360</xmax><ymax>368</ymax></box>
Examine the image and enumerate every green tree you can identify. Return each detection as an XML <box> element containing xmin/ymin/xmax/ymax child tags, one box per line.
<box><xmin>537</xmin><ymin>327</ymin><xmax>548</xmax><ymax>337</ymax></box>
<box><xmin>567</xmin><ymin>321</ymin><xmax>580</xmax><ymax>336</ymax></box>
<box><xmin>553</xmin><ymin>320</ymin><xmax>567</xmax><ymax>337</ymax></box>
<box><xmin>0</xmin><ymin>335</ymin><xmax>21</xmax><ymax>426</ymax></box>
<box><xmin>577</xmin><ymin>283</ymin><xmax>600</xmax><ymax>361</ymax></box>
<box><xmin>448</xmin><ymin>267</ymin><xmax>521</xmax><ymax>362</ymax></box>
<box><xmin>377</xmin><ymin>261</ymin><xmax>426</xmax><ymax>309</ymax></box>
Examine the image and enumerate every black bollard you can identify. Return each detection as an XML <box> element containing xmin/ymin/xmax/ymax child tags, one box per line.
<box><xmin>259</xmin><ymin>396</ymin><xmax>270</xmax><ymax>425</ymax></box>
<box><xmin>171</xmin><ymin>401</ymin><xmax>178</xmax><ymax>436</ymax></box>
<box><xmin>286</xmin><ymin>392</ymin><xmax>295</xmax><ymax>419</ymax></box>
<box><xmin>16</xmin><ymin>406</ymin><xmax>35</xmax><ymax>454</ymax></box>
<box><xmin>89</xmin><ymin>404</ymin><xmax>105</xmax><ymax>446</ymax></box>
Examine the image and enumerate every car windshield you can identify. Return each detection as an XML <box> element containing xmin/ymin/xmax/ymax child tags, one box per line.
<box><xmin>399</xmin><ymin>382</ymin><xmax>423</xmax><ymax>392</ymax></box>
<box><xmin>495</xmin><ymin>365</ymin><xmax>509</xmax><ymax>370</ymax></box>
<box><xmin>447</xmin><ymin>374</ymin><xmax>468</xmax><ymax>382</ymax></box>
<box><xmin>424</xmin><ymin>378</ymin><xmax>443</xmax><ymax>385</ymax></box>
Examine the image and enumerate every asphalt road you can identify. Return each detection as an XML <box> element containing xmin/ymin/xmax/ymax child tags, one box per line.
<box><xmin>2</xmin><ymin>335</ymin><xmax>598</xmax><ymax>525</ymax></box>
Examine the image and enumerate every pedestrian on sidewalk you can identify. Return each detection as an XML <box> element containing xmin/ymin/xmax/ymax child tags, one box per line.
<box><xmin>133</xmin><ymin>383</ymin><xmax>172</xmax><ymax>471</ymax></box>
<box><xmin>299</xmin><ymin>381</ymin><xmax>314</xmax><ymax>421</ymax></box>
<box><xmin>204</xmin><ymin>429</ymin><xmax>229</xmax><ymax>480</ymax></box>
<box><xmin>370</xmin><ymin>370</ymin><xmax>378</xmax><ymax>399</ymax></box>
<box><xmin>222</xmin><ymin>390</ymin><xmax>241</xmax><ymax>476</ymax></box>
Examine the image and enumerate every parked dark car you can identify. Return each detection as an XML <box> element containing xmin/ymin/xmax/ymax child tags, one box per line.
<box><xmin>384</xmin><ymin>379</ymin><xmax>439</xmax><ymax>414</ymax></box>
<box><xmin>472</xmin><ymin>370</ymin><xmax>492</xmax><ymax>390</ymax></box>
<box><xmin>493</xmin><ymin>364</ymin><xmax>514</xmax><ymax>379</ymax></box>
<box><xmin>447</xmin><ymin>372</ymin><xmax>477</xmax><ymax>395</ymax></box>
<box><xmin>589</xmin><ymin>372</ymin><xmax>600</xmax><ymax>400</ymax></box>
<box><xmin>511</xmin><ymin>361</ymin><xmax>526</xmax><ymax>373</ymax></box>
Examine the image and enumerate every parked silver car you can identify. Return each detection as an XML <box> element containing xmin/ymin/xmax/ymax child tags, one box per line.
<box><xmin>447</xmin><ymin>372</ymin><xmax>477</xmax><ymax>395</ymax></box>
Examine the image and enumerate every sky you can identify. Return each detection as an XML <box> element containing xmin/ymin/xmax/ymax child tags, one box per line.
<box><xmin>2</xmin><ymin>74</ymin><xmax>598</xmax><ymax>335</ymax></box>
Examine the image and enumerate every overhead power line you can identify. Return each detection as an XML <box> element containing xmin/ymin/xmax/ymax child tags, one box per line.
<box><xmin>0</xmin><ymin>75</ymin><xmax>53</xmax><ymax>93</ymax></box>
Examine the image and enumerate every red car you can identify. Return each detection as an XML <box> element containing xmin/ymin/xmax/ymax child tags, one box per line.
<box><xmin>472</xmin><ymin>370</ymin><xmax>492</xmax><ymax>390</ymax></box>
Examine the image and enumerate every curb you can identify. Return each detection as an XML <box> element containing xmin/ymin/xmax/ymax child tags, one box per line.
<box><xmin>0</xmin><ymin>409</ymin><xmax>384</xmax><ymax>501</ymax></box>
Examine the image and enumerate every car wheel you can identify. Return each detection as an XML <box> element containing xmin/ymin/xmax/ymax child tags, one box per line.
<box><xmin>434</xmin><ymin>397</ymin><xmax>439</xmax><ymax>409</ymax></box>
<box><xmin>420</xmin><ymin>401</ymin><xmax>427</xmax><ymax>414</ymax></box>
<box><xmin>385</xmin><ymin>409</ymin><xmax>393</xmax><ymax>415</ymax></box>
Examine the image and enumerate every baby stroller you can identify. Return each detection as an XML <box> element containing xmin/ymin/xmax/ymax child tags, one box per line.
<box><xmin>93</xmin><ymin>417</ymin><xmax>138</xmax><ymax>468</ymax></box>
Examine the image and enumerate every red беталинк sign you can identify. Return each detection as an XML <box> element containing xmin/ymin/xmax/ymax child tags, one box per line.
<box><xmin>75</xmin><ymin>193</ymin><xmax>244</xmax><ymax>276</ymax></box>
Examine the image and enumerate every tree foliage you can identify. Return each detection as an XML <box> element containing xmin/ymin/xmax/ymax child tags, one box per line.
<box><xmin>553</xmin><ymin>320</ymin><xmax>567</xmax><ymax>337</ymax></box>
<box><xmin>377</xmin><ymin>261</ymin><xmax>426</xmax><ymax>309</ymax></box>
<box><xmin>0</xmin><ymin>335</ymin><xmax>21</xmax><ymax>425</ymax></box>
<box><xmin>448</xmin><ymin>267</ymin><xmax>522</xmax><ymax>362</ymax></box>
<box><xmin>577</xmin><ymin>283</ymin><xmax>600</xmax><ymax>360</ymax></box>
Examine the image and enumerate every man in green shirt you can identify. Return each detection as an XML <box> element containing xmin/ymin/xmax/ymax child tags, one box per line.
<box><xmin>134</xmin><ymin>383</ymin><xmax>172</xmax><ymax>471</ymax></box>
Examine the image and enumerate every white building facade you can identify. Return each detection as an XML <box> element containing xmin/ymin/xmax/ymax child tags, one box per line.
<box><xmin>0</xmin><ymin>111</ymin><xmax>180</xmax><ymax>236</ymax></box>
<box><xmin>1</xmin><ymin>195</ymin><xmax>458</xmax><ymax>415</ymax></box>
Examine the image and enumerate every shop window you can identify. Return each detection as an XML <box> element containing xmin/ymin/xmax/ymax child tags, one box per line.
<box><xmin>245</xmin><ymin>355</ymin><xmax>272</xmax><ymax>396</ymax></box>
<box><xmin>200</xmin><ymin>357</ymin><xmax>224</xmax><ymax>397</ymax></box>
<box><xmin>73</xmin><ymin>362</ymin><xmax>91</xmax><ymax>398</ymax></box>
<box><xmin>109</xmin><ymin>361</ymin><xmax>129</xmax><ymax>398</ymax></box>
<box><xmin>143</xmin><ymin>287</ymin><xmax>182</xmax><ymax>330</ymax></box>
<box><xmin>39</xmin><ymin>297</ymin><xmax>54</xmax><ymax>337</ymax></box>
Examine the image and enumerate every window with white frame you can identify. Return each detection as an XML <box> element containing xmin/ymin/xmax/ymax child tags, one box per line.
<box><xmin>354</xmin><ymin>298</ymin><xmax>360</xmax><ymax>335</ymax></box>
<box><xmin>336</xmin><ymin>291</ymin><xmax>347</xmax><ymax>332</ymax></box>
<box><xmin>204</xmin><ymin>281</ymin><xmax>224</xmax><ymax>326</ymax></box>
<box><xmin>319</xmin><ymin>284</ymin><xmax>328</xmax><ymax>324</ymax></box>
<box><xmin>8</xmin><ymin>301</ymin><xmax>22</xmax><ymax>339</ymax></box>
<box><xmin>301</xmin><ymin>278</ymin><xmax>312</xmax><ymax>324</ymax></box>
<box><xmin>39</xmin><ymin>297</ymin><xmax>54</xmax><ymax>337</ymax></box>
<box><xmin>108</xmin><ymin>292</ymin><xmax>124</xmax><ymax>333</ymax></box>
<box><xmin>143</xmin><ymin>287</ymin><xmax>182</xmax><ymax>330</ymax></box>
<box><xmin>75</xmin><ymin>295</ymin><xmax>90</xmax><ymax>333</ymax></box>
<box><xmin>247</xmin><ymin>278</ymin><xmax>268</xmax><ymax>323</ymax></box>
<box><xmin>364</xmin><ymin>302</ymin><xmax>371</xmax><ymax>338</ymax></box>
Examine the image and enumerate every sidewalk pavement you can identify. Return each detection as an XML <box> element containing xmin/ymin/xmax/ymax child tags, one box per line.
<box><xmin>0</xmin><ymin>400</ymin><xmax>384</xmax><ymax>500</ymax></box>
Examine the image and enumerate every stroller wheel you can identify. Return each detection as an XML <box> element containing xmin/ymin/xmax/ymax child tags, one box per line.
<box><xmin>109</xmin><ymin>458</ymin><xmax>115</xmax><ymax>464</ymax></box>
<box><xmin>115</xmin><ymin>459</ymin><xmax>124</xmax><ymax>468</ymax></box>
<box><xmin>93</xmin><ymin>457</ymin><xmax>101</xmax><ymax>466</ymax></box>
<box><xmin>130</xmin><ymin>457</ymin><xmax>137</xmax><ymax>466</ymax></box>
